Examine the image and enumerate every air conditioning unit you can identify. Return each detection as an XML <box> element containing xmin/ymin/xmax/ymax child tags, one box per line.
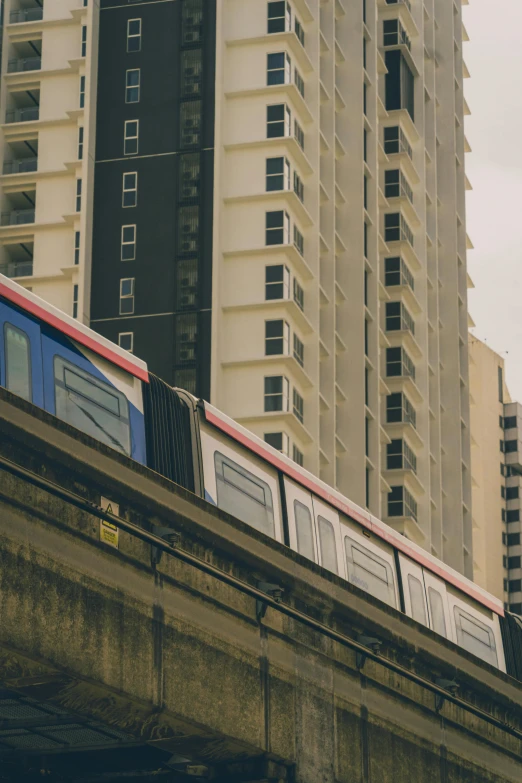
<box><xmin>179</xmin><ymin>344</ymin><xmax>196</xmax><ymax>362</ymax></box>
<box><xmin>182</xmin><ymin>185</ymin><xmax>198</xmax><ymax>198</ymax></box>
<box><xmin>185</xmin><ymin>31</ymin><xmax>199</xmax><ymax>43</ymax></box>
<box><xmin>180</xmin><ymin>293</ymin><xmax>197</xmax><ymax>307</ymax></box>
<box><xmin>182</xmin><ymin>133</ymin><xmax>199</xmax><ymax>146</ymax></box>
<box><xmin>185</xmin><ymin>83</ymin><xmax>201</xmax><ymax>96</ymax></box>
<box><xmin>181</xmin><ymin>240</ymin><xmax>198</xmax><ymax>252</ymax></box>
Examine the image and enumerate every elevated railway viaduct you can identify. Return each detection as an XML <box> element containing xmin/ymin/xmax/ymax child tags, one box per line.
<box><xmin>0</xmin><ymin>388</ymin><xmax>521</xmax><ymax>782</ymax></box>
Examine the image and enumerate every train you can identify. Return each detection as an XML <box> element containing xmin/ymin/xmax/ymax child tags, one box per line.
<box><xmin>0</xmin><ymin>273</ymin><xmax>521</xmax><ymax>680</ymax></box>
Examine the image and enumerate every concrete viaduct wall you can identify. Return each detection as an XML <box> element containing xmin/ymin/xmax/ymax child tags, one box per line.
<box><xmin>0</xmin><ymin>388</ymin><xmax>521</xmax><ymax>782</ymax></box>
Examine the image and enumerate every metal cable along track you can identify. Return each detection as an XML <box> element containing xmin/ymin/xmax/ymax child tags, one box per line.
<box><xmin>0</xmin><ymin>453</ymin><xmax>521</xmax><ymax>744</ymax></box>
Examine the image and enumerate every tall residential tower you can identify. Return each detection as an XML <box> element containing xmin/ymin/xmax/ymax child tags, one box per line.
<box><xmin>0</xmin><ymin>0</ymin><xmax>473</xmax><ymax>576</ymax></box>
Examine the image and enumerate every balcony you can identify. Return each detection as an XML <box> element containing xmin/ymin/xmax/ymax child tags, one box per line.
<box><xmin>9</xmin><ymin>8</ymin><xmax>44</xmax><ymax>23</ymax></box>
<box><xmin>8</xmin><ymin>56</ymin><xmax>41</xmax><ymax>73</ymax></box>
<box><xmin>1</xmin><ymin>208</ymin><xmax>35</xmax><ymax>226</ymax></box>
<box><xmin>3</xmin><ymin>157</ymin><xmax>37</xmax><ymax>175</ymax></box>
<box><xmin>0</xmin><ymin>260</ymin><xmax>33</xmax><ymax>278</ymax></box>
<box><xmin>385</xmin><ymin>0</ymin><xmax>411</xmax><ymax>11</ymax></box>
<box><xmin>5</xmin><ymin>106</ymin><xmax>39</xmax><ymax>123</ymax></box>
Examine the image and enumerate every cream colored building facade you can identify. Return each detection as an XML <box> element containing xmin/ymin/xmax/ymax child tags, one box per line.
<box><xmin>0</xmin><ymin>0</ymin><xmax>474</xmax><ymax>576</ymax></box>
<box><xmin>469</xmin><ymin>335</ymin><xmax>522</xmax><ymax>614</ymax></box>
<box><xmin>0</xmin><ymin>0</ymin><xmax>96</xmax><ymax>321</ymax></box>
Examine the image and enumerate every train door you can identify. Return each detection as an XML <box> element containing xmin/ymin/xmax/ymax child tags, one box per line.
<box><xmin>311</xmin><ymin>496</ymin><xmax>344</xmax><ymax>578</ymax></box>
<box><xmin>0</xmin><ymin>301</ymin><xmax>43</xmax><ymax>407</ymax></box>
<box><xmin>398</xmin><ymin>555</ymin><xmax>429</xmax><ymax>628</ymax></box>
<box><xmin>423</xmin><ymin>570</ymin><xmax>453</xmax><ymax>642</ymax></box>
<box><xmin>283</xmin><ymin>477</ymin><xmax>318</xmax><ymax>564</ymax></box>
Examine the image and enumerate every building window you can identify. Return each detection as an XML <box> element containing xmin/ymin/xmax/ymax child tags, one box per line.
<box><xmin>293</xmin><ymin>444</ymin><xmax>304</xmax><ymax>466</ymax></box>
<box><xmin>118</xmin><ymin>332</ymin><xmax>134</xmax><ymax>353</ymax></box>
<box><xmin>364</xmin><ymin>128</ymin><xmax>368</xmax><ymax>162</ymax></box>
<box><xmin>507</xmin><ymin>487</ymin><xmax>519</xmax><ymax>500</ymax></box>
<box><xmin>72</xmin><ymin>284</ymin><xmax>79</xmax><ymax>319</ymax></box>
<box><xmin>268</xmin><ymin>1</ymin><xmax>291</xmax><ymax>33</ymax></box>
<box><xmin>267</xmin><ymin>103</ymin><xmax>291</xmax><ymax>138</ymax></box>
<box><xmin>365</xmin><ymin>417</ymin><xmax>369</xmax><ymax>457</ymax></box>
<box><xmin>266</xmin><ymin>157</ymin><xmax>290</xmax><ymax>191</ymax></box>
<box><xmin>384</xmin><ymin>256</ymin><xmax>414</xmax><ymax>289</ymax></box>
<box><xmin>383</xmin><ymin>19</ymin><xmax>411</xmax><ymax>49</ymax></box>
<box><xmin>293</xmin><ymin>278</ymin><xmax>304</xmax><ymax>310</ymax></box>
<box><xmin>508</xmin><ymin>533</ymin><xmax>521</xmax><ymax>546</ymax></box>
<box><xmin>363</xmin><ymin>82</ymin><xmax>367</xmax><ymax>116</ymax></box>
<box><xmin>265</xmin><ymin>319</ymin><xmax>290</xmax><ymax>355</ymax></box>
<box><xmin>266</xmin><ymin>210</ymin><xmax>290</xmax><ymax>245</ymax></box>
<box><xmin>127</xmin><ymin>18</ymin><xmax>142</xmax><ymax>52</ymax></box>
<box><xmin>293</xmin><ymin>171</ymin><xmax>304</xmax><ymax>202</ymax></box>
<box><xmin>293</xmin><ymin>225</ymin><xmax>304</xmax><ymax>255</ymax></box>
<box><xmin>293</xmin><ymin>333</ymin><xmax>304</xmax><ymax>367</ymax></box>
<box><xmin>508</xmin><ymin>556</ymin><xmax>521</xmax><ymax>570</ymax></box>
<box><xmin>364</xmin><ymin>221</ymin><xmax>368</xmax><ymax>258</ymax></box>
<box><xmin>180</xmin><ymin>154</ymin><xmax>200</xmax><ymax>199</ymax></box>
<box><xmin>179</xmin><ymin>206</ymin><xmax>199</xmax><ymax>254</ymax></box>
<box><xmin>122</xmin><ymin>172</ymin><xmax>138</xmax><ymax>208</ymax></box>
<box><xmin>182</xmin><ymin>0</ymin><xmax>203</xmax><ymax>44</ymax></box>
<box><xmin>294</xmin><ymin>120</ymin><xmax>304</xmax><ymax>149</ymax></box>
<box><xmin>124</xmin><ymin>120</ymin><xmax>139</xmax><ymax>155</ymax></box>
<box><xmin>502</xmin><ymin>508</ymin><xmax>507</xmax><ymax>522</ymax></box>
<box><xmin>264</xmin><ymin>375</ymin><xmax>290</xmax><ymax>412</ymax></box>
<box><xmin>295</xmin><ymin>68</ymin><xmax>305</xmax><ymax>97</ymax></box>
<box><xmin>364</xmin><ymin>269</ymin><xmax>369</xmax><ymax>306</ymax></box>
<box><xmin>509</xmin><ymin>579</ymin><xmax>522</xmax><ymax>593</ymax></box>
<box><xmin>81</xmin><ymin>26</ymin><xmax>87</xmax><ymax>57</ymax></box>
<box><xmin>365</xmin><ymin>467</ymin><xmax>370</xmax><ymax>508</ymax></box>
<box><xmin>385</xmin><ymin>50</ymin><xmax>414</xmax><ymax>120</ymax></box>
<box><xmin>385</xmin><ymin>301</ymin><xmax>414</xmax><ymax>334</ymax></box>
<box><xmin>76</xmin><ymin>179</ymin><xmax>82</xmax><ymax>212</ymax></box>
<box><xmin>295</xmin><ymin>16</ymin><xmax>305</xmax><ymax>46</ymax></box>
<box><xmin>365</xmin><ymin>366</ymin><xmax>369</xmax><ymax>406</ymax></box>
<box><xmin>264</xmin><ymin>431</ymin><xmax>289</xmax><ymax>454</ymax></box>
<box><xmin>364</xmin><ymin>175</ymin><xmax>368</xmax><ymax>210</ymax></box>
<box><xmin>121</xmin><ymin>225</ymin><xmax>136</xmax><ymax>261</ymax></box>
<box><xmin>384</xmin><ymin>213</ymin><xmax>413</xmax><ymax>245</ymax></box>
<box><xmin>388</xmin><ymin>486</ymin><xmax>417</xmax><ymax>521</ymax></box>
<box><xmin>498</xmin><ymin>366</ymin><xmax>504</xmax><ymax>402</ymax></box>
<box><xmin>386</xmin><ymin>392</ymin><xmax>416</xmax><ymax>428</ymax></box>
<box><xmin>363</xmin><ymin>36</ymin><xmax>367</xmax><ymax>70</ymax></box>
<box><xmin>387</xmin><ymin>439</ymin><xmax>416</xmax><ymax>472</ymax></box>
<box><xmin>364</xmin><ymin>319</ymin><xmax>369</xmax><ymax>356</ymax></box>
<box><xmin>267</xmin><ymin>52</ymin><xmax>291</xmax><ymax>85</ymax></box>
<box><xmin>78</xmin><ymin>126</ymin><xmax>84</xmax><ymax>160</ymax></box>
<box><xmin>504</xmin><ymin>415</ymin><xmax>517</xmax><ymax>429</ymax></box>
<box><xmin>265</xmin><ymin>264</ymin><xmax>290</xmax><ymax>299</ymax></box>
<box><xmin>125</xmin><ymin>69</ymin><xmax>140</xmax><ymax>103</ymax></box>
<box><xmin>505</xmin><ymin>440</ymin><xmax>518</xmax><ymax>454</ymax></box>
<box><xmin>180</xmin><ymin>101</ymin><xmax>202</xmax><ymax>147</ymax></box>
<box><xmin>385</xmin><ymin>169</ymin><xmax>413</xmax><ymax>202</ymax></box>
<box><xmin>119</xmin><ymin>278</ymin><xmax>135</xmax><ymax>315</ymax></box>
<box><xmin>181</xmin><ymin>49</ymin><xmax>202</xmax><ymax>97</ymax></box>
<box><xmin>293</xmin><ymin>388</ymin><xmax>304</xmax><ymax>423</ymax></box>
<box><xmin>507</xmin><ymin>511</ymin><xmax>520</xmax><ymax>524</ymax></box>
<box><xmin>383</xmin><ymin>125</ymin><xmax>412</xmax><ymax>158</ymax></box>
<box><xmin>79</xmin><ymin>75</ymin><xmax>85</xmax><ymax>108</ymax></box>
<box><xmin>74</xmin><ymin>231</ymin><xmax>80</xmax><ymax>265</ymax></box>
<box><xmin>386</xmin><ymin>346</ymin><xmax>415</xmax><ymax>380</ymax></box>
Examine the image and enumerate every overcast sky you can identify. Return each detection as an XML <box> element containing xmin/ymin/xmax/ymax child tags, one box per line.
<box><xmin>464</xmin><ymin>1</ymin><xmax>522</xmax><ymax>399</ymax></box>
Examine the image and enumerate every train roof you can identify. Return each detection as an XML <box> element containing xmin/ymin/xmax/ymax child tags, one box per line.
<box><xmin>0</xmin><ymin>275</ymin><xmax>149</xmax><ymax>383</ymax></box>
<box><xmin>203</xmin><ymin>401</ymin><xmax>504</xmax><ymax>617</ymax></box>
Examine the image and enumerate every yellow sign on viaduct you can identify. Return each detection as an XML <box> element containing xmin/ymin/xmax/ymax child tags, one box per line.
<box><xmin>0</xmin><ymin>387</ymin><xmax>521</xmax><ymax>782</ymax></box>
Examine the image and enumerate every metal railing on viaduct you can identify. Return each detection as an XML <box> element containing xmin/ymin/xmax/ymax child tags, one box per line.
<box><xmin>0</xmin><ymin>387</ymin><xmax>521</xmax><ymax>782</ymax></box>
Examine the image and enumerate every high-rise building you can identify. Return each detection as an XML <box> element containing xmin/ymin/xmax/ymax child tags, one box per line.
<box><xmin>469</xmin><ymin>335</ymin><xmax>522</xmax><ymax>616</ymax></box>
<box><xmin>0</xmin><ymin>0</ymin><xmax>473</xmax><ymax>576</ymax></box>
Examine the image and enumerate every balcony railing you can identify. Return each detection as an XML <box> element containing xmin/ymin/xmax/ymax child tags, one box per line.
<box><xmin>5</xmin><ymin>106</ymin><xmax>39</xmax><ymax>123</ymax></box>
<box><xmin>3</xmin><ymin>157</ymin><xmax>38</xmax><ymax>174</ymax></box>
<box><xmin>1</xmin><ymin>208</ymin><xmax>35</xmax><ymax>226</ymax></box>
<box><xmin>7</xmin><ymin>56</ymin><xmax>41</xmax><ymax>73</ymax></box>
<box><xmin>9</xmin><ymin>8</ymin><xmax>44</xmax><ymax>23</ymax></box>
<box><xmin>0</xmin><ymin>260</ymin><xmax>33</xmax><ymax>278</ymax></box>
<box><xmin>385</xmin><ymin>0</ymin><xmax>412</xmax><ymax>12</ymax></box>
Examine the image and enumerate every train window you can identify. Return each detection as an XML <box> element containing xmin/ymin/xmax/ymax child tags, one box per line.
<box><xmin>428</xmin><ymin>587</ymin><xmax>447</xmax><ymax>637</ymax></box>
<box><xmin>345</xmin><ymin>536</ymin><xmax>396</xmax><ymax>607</ymax></box>
<box><xmin>294</xmin><ymin>501</ymin><xmax>315</xmax><ymax>561</ymax></box>
<box><xmin>407</xmin><ymin>574</ymin><xmax>427</xmax><ymax>626</ymax></box>
<box><xmin>54</xmin><ymin>357</ymin><xmax>131</xmax><ymax>455</ymax></box>
<box><xmin>4</xmin><ymin>324</ymin><xmax>31</xmax><ymax>401</ymax></box>
<box><xmin>214</xmin><ymin>452</ymin><xmax>275</xmax><ymax>538</ymax></box>
<box><xmin>318</xmin><ymin>516</ymin><xmax>338</xmax><ymax>574</ymax></box>
<box><xmin>453</xmin><ymin>606</ymin><xmax>498</xmax><ymax>667</ymax></box>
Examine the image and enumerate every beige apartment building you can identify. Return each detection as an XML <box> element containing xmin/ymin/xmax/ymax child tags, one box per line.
<box><xmin>469</xmin><ymin>335</ymin><xmax>522</xmax><ymax>614</ymax></box>
<box><xmin>0</xmin><ymin>0</ymin><xmax>474</xmax><ymax>576</ymax></box>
